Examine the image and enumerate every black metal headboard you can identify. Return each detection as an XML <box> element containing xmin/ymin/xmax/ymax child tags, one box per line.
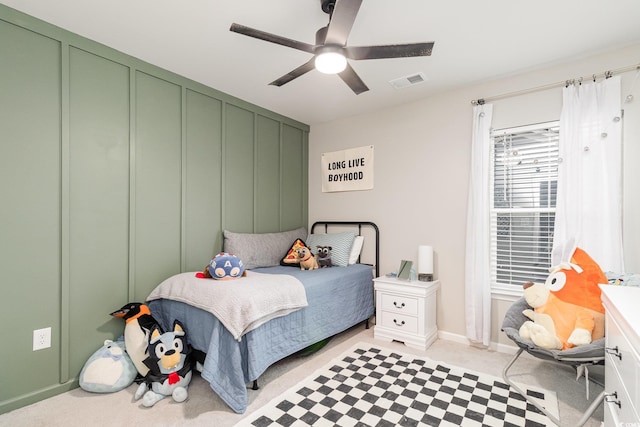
<box><xmin>310</xmin><ymin>221</ymin><xmax>379</xmax><ymax>278</ymax></box>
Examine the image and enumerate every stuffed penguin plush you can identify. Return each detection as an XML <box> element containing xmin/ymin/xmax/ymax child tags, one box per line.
<box><xmin>110</xmin><ymin>302</ymin><xmax>160</xmax><ymax>378</ymax></box>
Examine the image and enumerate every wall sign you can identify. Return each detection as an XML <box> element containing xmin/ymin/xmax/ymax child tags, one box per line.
<box><xmin>321</xmin><ymin>145</ymin><xmax>374</xmax><ymax>192</ymax></box>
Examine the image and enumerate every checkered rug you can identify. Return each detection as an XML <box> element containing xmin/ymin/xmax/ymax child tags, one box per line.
<box><xmin>239</xmin><ymin>343</ymin><xmax>559</xmax><ymax>427</ymax></box>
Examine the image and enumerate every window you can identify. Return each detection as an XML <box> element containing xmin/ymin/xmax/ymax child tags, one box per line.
<box><xmin>490</xmin><ymin>122</ymin><xmax>559</xmax><ymax>294</ymax></box>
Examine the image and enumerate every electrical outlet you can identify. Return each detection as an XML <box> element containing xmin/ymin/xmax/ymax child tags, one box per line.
<box><xmin>33</xmin><ymin>327</ymin><xmax>51</xmax><ymax>351</ymax></box>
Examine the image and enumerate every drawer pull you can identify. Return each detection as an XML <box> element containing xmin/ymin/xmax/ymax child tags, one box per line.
<box><xmin>393</xmin><ymin>301</ymin><xmax>406</xmax><ymax>309</ymax></box>
<box><xmin>393</xmin><ymin>319</ymin><xmax>405</xmax><ymax>327</ymax></box>
<box><xmin>605</xmin><ymin>392</ymin><xmax>621</xmax><ymax>409</ymax></box>
<box><xmin>605</xmin><ymin>346</ymin><xmax>622</xmax><ymax>360</ymax></box>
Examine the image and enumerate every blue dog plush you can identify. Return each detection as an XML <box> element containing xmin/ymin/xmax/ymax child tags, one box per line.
<box><xmin>134</xmin><ymin>320</ymin><xmax>193</xmax><ymax>407</ymax></box>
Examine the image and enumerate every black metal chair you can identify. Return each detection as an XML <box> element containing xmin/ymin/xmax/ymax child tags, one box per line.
<box><xmin>501</xmin><ymin>297</ymin><xmax>605</xmax><ymax>427</ymax></box>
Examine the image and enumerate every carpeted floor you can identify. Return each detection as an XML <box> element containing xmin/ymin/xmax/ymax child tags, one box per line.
<box><xmin>0</xmin><ymin>324</ymin><xmax>604</xmax><ymax>427</ymax></box>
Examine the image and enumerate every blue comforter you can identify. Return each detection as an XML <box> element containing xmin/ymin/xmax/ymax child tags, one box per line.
<box><xmin>147</xmin><ymin>264</ymin><xmax>373</xmax><ymax>413</ymax></box>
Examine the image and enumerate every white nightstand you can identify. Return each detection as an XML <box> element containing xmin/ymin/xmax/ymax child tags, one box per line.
<box><xmin>373</xmin><ymin>276</ymin><xmax>440</xmax><ymax>350</ymax></box>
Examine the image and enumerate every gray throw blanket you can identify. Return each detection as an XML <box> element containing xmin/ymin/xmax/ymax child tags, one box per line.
<box><xmin>147</xmin><ymin>271</ymin><xmax>308</xmax><ymax>340</ymax></box>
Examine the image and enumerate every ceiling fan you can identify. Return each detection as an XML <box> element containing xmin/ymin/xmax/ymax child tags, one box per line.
<box><xmin>229</xmin><ymin>0</ymin><xmax>435</xmax><ymax>95</ymax></box>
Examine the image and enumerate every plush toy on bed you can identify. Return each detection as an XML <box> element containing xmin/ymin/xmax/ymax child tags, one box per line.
<box><xmin>280</xmin><ymin>238</ymin><xmax>309</xmax><ymax>267</ymax></box>
<box><xmin>79</xmin><ymin>339</ymin><xmax>137</xmax><ymax>393</ymax></box>
<box><xmin>518</xmin><ymin>241</ymin><xmax>608</xmax><ymax>350</ymax></box>
<box><xmin>316</xmin><ymin>245</ymin><xmax>333</xmax><ymax>268</ymax></box>
<box><xmin>196</xmin><ymin>252</ymin><xmax>246</xmax><ymax>280</ymax></box>
<box><xmin>134</xmin><ymin>320</ymin><xmax>193</xmax><ymax>407</ymax></box>
<box><xmin>295</xmin><ymin>246</ymin><xmax>319</xmax><ymax>270</ymax></box>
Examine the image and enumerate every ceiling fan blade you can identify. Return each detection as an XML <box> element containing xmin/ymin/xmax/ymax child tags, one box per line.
<box><xmin>345</xmin><ymin>42</ymin><xmax>435</xmax><ymax>60</ymax></box>
<box><xmin>230</xmin><ymin>23</ymin><xmax>315</xmax><ymax>54</ymax></box>
<box><xmin>338</xmin><ymin>63</ymin><xmax>369</xmax><ymax>95</ymax></box>
<box><xmin>324</xmin><ymin>0</ymin><xmax>363</xmax><ymax>46</ymax></box>
<box><xmin>269</xmin><ymin>59</ymin><xmax>316</xmax><ymax>87</ymax></box>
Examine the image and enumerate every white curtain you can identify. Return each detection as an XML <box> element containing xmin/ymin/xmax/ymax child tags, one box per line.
<box><xmin>465</xmin><ymin>103</ymin><xmax>493</xmax><ymax>347</ymax></box>
<box><xmin>553</xmin><ymin>76</ymin><xmax>624</xmax><ymax>272</ymax></box>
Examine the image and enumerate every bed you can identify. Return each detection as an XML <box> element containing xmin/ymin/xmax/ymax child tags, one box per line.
<box><xmin>146</xmin><ymin>221</ymin><xmax>378</xmax><ymax>413</ymax></box>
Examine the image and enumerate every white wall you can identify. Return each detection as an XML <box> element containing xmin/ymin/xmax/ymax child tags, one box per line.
<box><xmin>308</xmin><ymin>43</ymin><xmax>640</xmax><ymax>346</ymax></box>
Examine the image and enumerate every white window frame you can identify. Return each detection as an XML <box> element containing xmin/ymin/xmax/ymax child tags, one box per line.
<box><xmin>490</xmin><ymin>121</ymin><xmax>560</xmax><ymax>300</ymax></box>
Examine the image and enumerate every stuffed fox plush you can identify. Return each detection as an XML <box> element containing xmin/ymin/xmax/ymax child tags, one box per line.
<box><xmin>519</xmin><ymin>243</ymin><xmax>608</xmax><ymax>350</ymax></box>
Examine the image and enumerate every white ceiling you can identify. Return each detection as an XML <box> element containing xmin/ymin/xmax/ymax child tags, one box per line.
<box><xmin>2</xmin><ymin>0</ymin><xmax>640</xmax><ymax>125</ymax></box>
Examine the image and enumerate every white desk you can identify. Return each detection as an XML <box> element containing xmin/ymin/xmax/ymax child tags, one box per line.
<box><xmin>600</xmin><ymin>285</ymin><xmax>640</xmax><ymax>424</ymax></box>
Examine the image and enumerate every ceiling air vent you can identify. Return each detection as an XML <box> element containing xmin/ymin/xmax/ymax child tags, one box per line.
<box><xmin>389</xmin><ymin>72</ymin><xmax>427</xmax><ymax>90</ymax></box>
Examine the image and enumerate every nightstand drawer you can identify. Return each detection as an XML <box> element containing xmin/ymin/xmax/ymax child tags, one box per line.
<box><xmin>380</xmin><ymin>293</ymin><xmax>419</xmax><ymax>315</ymax></box>
<box><xmin>378</xmin><ymin>311</ymin><xmax>419</xmax><ymax>334</ymax></box>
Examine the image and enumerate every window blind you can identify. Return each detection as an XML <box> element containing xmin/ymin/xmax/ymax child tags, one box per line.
<box><xmin>490</xmin><ymin>122</ymin><xmax>559</xmax><ymax>288</ymax></box>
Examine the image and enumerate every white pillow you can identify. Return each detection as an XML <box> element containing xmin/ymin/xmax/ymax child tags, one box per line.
<box><xmin>348</xmin><ymin>236</ymin><xmax>364</xmax><ymax>265</ymax></box>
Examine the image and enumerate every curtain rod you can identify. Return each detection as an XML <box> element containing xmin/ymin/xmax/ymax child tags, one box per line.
<box><xmin>471</xmin><ymin>63</ymin><xmax>640</xmax><ymax>106</ymax></box>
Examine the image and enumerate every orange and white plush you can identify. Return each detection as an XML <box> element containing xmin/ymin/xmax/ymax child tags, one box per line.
<box><xmin>519</xmin><ymin>244</ymin><xmax>608</xmax><ymax>350</ymax></box>
<box><xmin>295</xmin><ymin>246</ymin><xmax>319</xmax><ymax>270</ymax></box>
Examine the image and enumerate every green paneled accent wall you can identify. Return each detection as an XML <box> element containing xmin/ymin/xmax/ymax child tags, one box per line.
<box><xmin>0</xmin><ymin>17</ymin><xmax>62</xmax><ymax>402</ymax></box>
<box><xmin>68</xmin><ymin>47</ymin><xmax>131</xmax><ymax>374</ymax></box>
<box><xmin>256</xmin><ymin>116</ymin><xmax>282</xmax><ymax>232</ymax></box>
<box><xmin>282</xmin><ymin>125</ymin><xmax>308</xmax><ymax>230</ymax></box>
<box><xmin>184</xmin><ymin>89</ymin><xmax>223</xmax><ymax>272</ymax></box>
<box><xmin>225</xmin><ymin>105</ymin><xmax>256</xmax><ymax>231</ymax></box>
<box><xmin>133</xmin><ymin>72</ymin><xmax>183</xmax><ymax>301</ymax></box>
<box><xmin>0</xmin><ymin>4</ymin><xmax>309</xmax><ymax>414</ymax></box>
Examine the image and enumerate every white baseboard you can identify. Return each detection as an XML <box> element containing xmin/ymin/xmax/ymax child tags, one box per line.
<box><xmin>437</xmin><ymin>330</ymin><xmax>520</xmax><ymax>355</ymax></box>
<box><xmin>436</xmin><ymin>330</ymin><xmax>468</xmax><ymax>345</ymax></box>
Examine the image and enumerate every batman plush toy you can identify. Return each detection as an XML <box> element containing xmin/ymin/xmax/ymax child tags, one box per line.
<box><xmin>134</xmin><ymin>319</ymin><xmax>193</xmax><ymax>407</ymax></box>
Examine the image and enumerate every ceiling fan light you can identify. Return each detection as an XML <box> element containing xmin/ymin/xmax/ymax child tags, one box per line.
<box><xmin>315</xmin><ymin>51</ymin><xmax>347</xmax><ymax>74</ymax></box>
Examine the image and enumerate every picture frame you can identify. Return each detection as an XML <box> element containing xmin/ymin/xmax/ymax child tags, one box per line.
<box><xmin>397</xmin><ymin>259</ymin><xmax>412</xmax><ymax>280</ymax></box>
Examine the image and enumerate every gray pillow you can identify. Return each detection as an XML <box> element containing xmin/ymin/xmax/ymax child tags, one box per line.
<box><xmin>223</xmin><ymin>227</ymin><xmax>307</xmax><ymax>270</ymax></box>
